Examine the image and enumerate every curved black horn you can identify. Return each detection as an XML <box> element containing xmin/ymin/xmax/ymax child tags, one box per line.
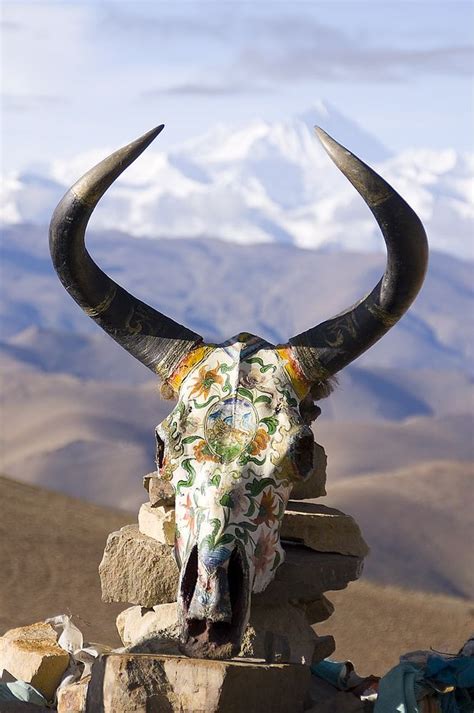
<box><xmin>288</xmin><ymin>127</ymin><xmax>428</xmax><ymax>382</ymax></box>
<box><xmin>49</xmin><ymin>126</ymin><xmax>204</xmax><ymax>382</ymax></box>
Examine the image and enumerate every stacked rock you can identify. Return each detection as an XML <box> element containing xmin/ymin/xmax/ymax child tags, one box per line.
<box><xmin>99</xmin><ymin>443</ymin><xmax>369</xmax><ymax>669</ymax></box>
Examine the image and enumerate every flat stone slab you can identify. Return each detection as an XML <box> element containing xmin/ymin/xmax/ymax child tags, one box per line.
<box><xmin>101</xmin><ymin>526</ymin><xmax>364</xmax><ymax>607</ymax></box>
<box><xmin>290</xmin><ymin>595</ymin><xmax>335</xmax><ymax>625</ymax></box>
<box><xmin>138</xmin><ymin>501</ymin><xmax>176</xmax><ymax>545</ymax></box>
<box><xmin>256</xmin><ymin>544</ymin><xmax>364</xmax><ymax>603</ymax></box>
<box><xmin>86</xmin><ymin>653</ymin><xmax>311</xmax><ymax>713</ymax></box>
<box><xmin>99</xmin><ymin>525</ymin><xmax>179</xmax><ymax>607</ymax></box>
<box><xmin>282</xmin><ymin>502</ymin><xmax>369</xmax><ymax>558</ymax></box>
<box><xmin>116</xmin><ymin>601</ymin><xmax>332</xmax><ymax>665</ymax></box>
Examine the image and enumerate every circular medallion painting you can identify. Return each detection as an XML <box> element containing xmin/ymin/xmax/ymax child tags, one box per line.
<box><xmin>204</xmin><ymin>396</ymin><xmax>258</xmax><ymax>463</ymax></box>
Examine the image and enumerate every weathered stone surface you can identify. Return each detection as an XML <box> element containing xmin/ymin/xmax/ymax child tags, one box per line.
<box><xmin>57</xmin><ymin>675</ymin><xmax>90</xmax><ymax>713</ymax></box>
<box><xmin>291</xmin><ymin>595</ymin><xmax>335</xmax><ymax>625</ymax></box>
<box><xmin>241</xmin><ymin>602</ymin><xmax>321</xmax><ymax>664</ymax></box>
<box><xmin>143</xmin><ymin>472</ymin><xmax>175</xmax><ymax>507</ymax></box>
<box><xmin>86</xmin><ymin>653</ymin><xmax>311</xmax><ymax>713</ymax></box>
<box><xmin>99</xmin><ymin>525</ymin><xmax>179</xmax><ymax>607</ymax></box>
<box><xmin>117</xmin><ymin>603</ymin><xmax>180</xmax><ymax>647</ymax></box>
<box><xmin>0</xmin><ymin>622</ymin><xmax>69</xmax><ymax>701</ymax></box>
<box><xmin>102</xmin><ymin>526</ymin><xmax>363</xmax><ymax>607</ymax></box>
<box><xmin>138</xmin><ymin>502</ymin><xmax>176</xmax><ymax>545</ymax></box>
<box><xmin>256</xmin><ymin>544</ymin><xmax>365</xmax><ymax>603</ymax></box>
<box><xmin>282</xmin><ymin>502</ymin><xmax>369</xmax><ymax>558</ymax></box>
<box><xmin>291</xmin><ymin>443</ymin><xmax>327</xmax><ymax>500</ymax></box>
<box><xmin>117</xmin><ymin>600</ymin><xmax>333</xmax><ymax>666</ymax></box>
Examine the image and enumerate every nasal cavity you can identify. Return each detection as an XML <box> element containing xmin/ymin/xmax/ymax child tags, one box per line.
<box><xmin>183</xmin><ymin>546</ymin><xmax>246</xmax><ymax>640</ymax></box>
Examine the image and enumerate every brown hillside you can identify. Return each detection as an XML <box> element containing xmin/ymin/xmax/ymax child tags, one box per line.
<box><xmin>1</xmin><ymin>475</ymin><xmax>471</xmax><ymax>676</ymax></box>
<box><xmin>320</xmin><ymin>460</ymin><xmax>474</xmax><ymax>598</ymax></box>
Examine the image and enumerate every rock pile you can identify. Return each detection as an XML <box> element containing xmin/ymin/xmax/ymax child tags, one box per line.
<box><xmin>0</xmin><ymin>445</ymin><xmax>370</xmax><ymax>712</ymax></box>
<box><xmin>90</xmin><ymin>452</ymin><xmax>369</xmax><ymax>711</ymax></box>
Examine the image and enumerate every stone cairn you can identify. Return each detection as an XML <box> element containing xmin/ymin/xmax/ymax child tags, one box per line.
<box><xmin>84</xmin><ymin>441</ymin><xmax>369</xmax><ymax>713</ymax></box>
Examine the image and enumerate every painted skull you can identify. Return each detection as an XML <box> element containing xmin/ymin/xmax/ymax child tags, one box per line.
<box><xmin>50</xmin><ymin>124</ymin><xmax>427</xmax><ymax>660</ymax></box>
<box><xmin>156</xmin><ymin>334</ymin><xmax>314</xmax><ymax>657</ymax></box>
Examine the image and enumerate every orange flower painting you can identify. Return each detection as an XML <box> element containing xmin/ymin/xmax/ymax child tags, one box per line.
<box><xmin>189</xmin><ymin>364</ymin><xmax>224</xmax><ymax>400</ymax></box>
<box><xmin>248</xmin><ymin>427</ymin><xmax>270</xmax><ymax>456</ymax></box>
<box><xmin>194</xmin><ymin>439</ymin><xmax>220</xmax><ymax>463</ymax></box>
<box><xmin>253</xmin><ymin>489</ymin><xmax>279</xmax><ymax>527</ymax></box>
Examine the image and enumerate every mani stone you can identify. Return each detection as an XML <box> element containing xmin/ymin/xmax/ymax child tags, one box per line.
<box><xmin>116</xmin><ymin>601</ymin><xmax>333</xmax><ymax>666</ymax></box>
<box><xmin>99</xmin><ymin>525</ymin><xmax>179</xmax><ymax>607</ymax></box>
<box><xmin>143</xmin><ymin>472</ymin><xmax>175</xmax><ymax>506</ymax></box>
<box><xmin>85</xmin><ymin>653</ymin><xmax>311</xmax><ymax>713</ymax></box>
<box><xmin>138</xmin><ymin>501</ymin><xmax>176</xmax><ymax>546</ymax></box>
<box><xmin>57</xmin><ymin>675</ymin><xmax>90</xmax><ymax>713</ymax></box>
<box><xmin>290</xmin><ymin>443</ymin><xmax>327</xmax><ymax>500</ymax></box>
<box><xmin>116</xmin><ymin>603</ymin><xmax>180</xmax><ymax>647</ymax></box>
<box><xmin>101</xmin><ymin>526</ymin><xmax>363</xmax><ymax>608</ymax></box>
<box><xmin>290</xmin><ymin>595</ymin><xmax>335</xmax><ymax>625</ymax></box>
<box><xmin>282</xmin><ymin>502</ymin><xmax>369</xmax><ymax>558</ymax></box>
<box><xmin>0</xmin><ymin>621</ymin><xmax>70</xmax><ymax>701</ymax></box>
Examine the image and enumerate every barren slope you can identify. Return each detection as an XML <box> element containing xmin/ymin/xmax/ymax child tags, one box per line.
<box><xmin>1</xmin><ymin>475</ymin><xmax>471</xmax><ymax>675</ymax></box>
<box><xmin>320</xmin><ymin>461</ymin><xmax>474</xmax><ymax>598</ymax></box>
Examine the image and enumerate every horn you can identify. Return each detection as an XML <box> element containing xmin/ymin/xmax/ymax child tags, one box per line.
<box><xmin>49</xmin><ymin>126</ymin><xmax>204</xmax><ymax>382</ymax></box>
<box><xmin>288</xmin><ymin>127</ymin><xmax>428</xmax><ymax>382</ymax></box>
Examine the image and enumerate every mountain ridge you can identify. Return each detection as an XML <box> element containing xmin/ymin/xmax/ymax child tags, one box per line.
<box><xmin>1</xmin><ymin>104</ymin><xmax>472</xmax><ymax>258</ymax></box>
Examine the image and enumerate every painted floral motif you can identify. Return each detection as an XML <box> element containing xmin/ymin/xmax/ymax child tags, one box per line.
<box><xmin>189</xmin><ymin>364</ymin><xmax>224</xmax><ymax>400</ymax></box>
<box><xmin>155</xmin><ymin>333</ymin><xmax>314</xmax><ymax>594</ymax></box>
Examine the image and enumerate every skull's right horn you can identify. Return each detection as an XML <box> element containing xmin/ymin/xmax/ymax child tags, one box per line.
<box><xmin>49</xmin><ymin>126</ymin><xmax>204</xmax><ymax>383</ymax></box>
<box><xmin>288</xmin><ymin>127</ymin><xmax>428</xmax><ymax>383</ymax></box>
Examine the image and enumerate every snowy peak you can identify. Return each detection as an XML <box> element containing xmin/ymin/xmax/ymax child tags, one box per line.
<box><xmin>1</xmin><ymin>103</ymin><xmax>473</xmax><ymax>259</ymax></box>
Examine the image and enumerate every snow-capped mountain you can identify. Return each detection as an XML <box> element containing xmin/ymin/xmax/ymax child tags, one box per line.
<box><xmin>1</xmin><ymin>102</ymin><xmax>473</xmax><ymax>259</ymax></box>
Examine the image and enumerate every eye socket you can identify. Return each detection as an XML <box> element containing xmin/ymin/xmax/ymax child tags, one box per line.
<box><xmin>155</xmin><ymin>429</ymin><xmax>165</xmax><ymax>469</ymax></box>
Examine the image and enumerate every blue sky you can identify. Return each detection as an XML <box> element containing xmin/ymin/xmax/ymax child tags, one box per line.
<box><xmin>1</xmin><ymin>1</ymin><xmax>473</xmax><ymax>171</ymax></box>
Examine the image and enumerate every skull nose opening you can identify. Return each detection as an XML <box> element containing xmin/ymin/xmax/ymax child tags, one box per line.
<box><xmin>179</xmin><ymin>545</ymin><xmax>249</xmax><ymax>659</ymax></box>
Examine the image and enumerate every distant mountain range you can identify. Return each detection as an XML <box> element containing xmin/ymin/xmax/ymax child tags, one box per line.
<box><xmin>1</xmin><ymin>102</ymin><xmax>473</xmax><ymax>258</ymax></box>
<box><xmin>2</xmin><ymin>224</ymin><xmax>472</xmax><ymax>372</ymax></box>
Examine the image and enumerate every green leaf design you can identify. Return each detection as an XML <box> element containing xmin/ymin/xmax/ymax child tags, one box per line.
<box><xmin>209</xmin><ymin>471</ymin><xmax>221</xmax><ymax>487</ymax></box>
<box><xmin>175</xmin><ymin>458</ymin><xmax>196</xmax><ymax>495</ymax></box>
<box><xmin>246</xmin><ymin>477</ymin><xmax>278</xmax><ymax>496</ymax></box>
<box><xmin>193</xmin><ymin>394</ymin><xmax>220</xmax><ymax>409</ymax></box>
<box><xmin>244</xmin><ymin>500</ymin><xmax>256</xmax><ymax>518</ymax></box>
<box><xmin>237</xmin><ymin>521</ymin><xmax>258</xmax><ymax>532</ymax></box>
<box><xmin>181</xmin><ymin>435</ymin><xmax>202</xmax><ymax>444</ymax></box>
<box><xmin>260</xmin><ymin>416</ymin><xmax>278</xmax><ymax>434</ymax></box>
<box><xmin>254</xmin><ymin>394</ymin><xmax>272</xmax><ymax>405</ymax></box>
<box><xmin>216</xmin><ymin>533</ymin><xmax>235</xmax><ymax>547</ymax></box>
<box><xmin>235</xmin><ymin>528</ymin><xmax>249</xmax><ymax>544</ymax></box>
<box><xmin>219</xmin><ymin>492</ymin><xmax>233</xmax><ymax>508</ymax></box>
<box><xmin>237</xmin><ymin>386</ymin><xmax>254</xmax><ymax>401</ymax></box>
<box><xmin>247</xmin><ymin>357</ymin><xmax>276</xmax><ymax>373</ymax></box>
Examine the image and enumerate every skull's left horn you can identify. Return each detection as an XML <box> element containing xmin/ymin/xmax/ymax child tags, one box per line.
<box><xmin>288</xmin><ymin>127</ymin><xmax>428</xmax><ymax>383</ymax></box>
<box><xmin>49</xmin><ymin>126</ymin><xmax>203</xmax><ymax>381</ymax></box>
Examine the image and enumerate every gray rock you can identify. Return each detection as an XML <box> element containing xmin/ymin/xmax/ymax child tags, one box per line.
<box><xmin>143</xmin><ymin>472</ymin><xmax>175</xmax><ymax>507</ymax></box>
<box><xmin>86</xmin><ymin>653</ymin><xmax>311</xmax><ymax>713</ymax></box>
<box><xmin>101</xmin><ymin>526</ymin><xmax>364</xmax><ymax>607</ymax></box>
<box><xmin>138</xmin><ymin>502</ymin><xmax>175</xmax><ymax>545</ymax></box>
<box><xmin>290</xmin><ymin>595</ymin><xmax>335</xmax><ymax>625</ymax></box>
<box><xmin>290</xmin><ymin>443</ymin><xmax>327</xmax><ymax>500</ymax></box>
<box><xmin>99</xmin><ymin>525</ymin><xmax>179</xmax><ymax>607</ymax></box>
<box><xmin>256</xmin><ymin>544</ymin><xmax>365</xmax><ymax>603</ymax></box>
<box><xmin>57</xmin><ymin>675</ymin><xmax>90</xmax><ymax>712</ymax></box>
<box><xmin>282</xmin><ymin>503</ymin><xmax>369</xmax><ymax>558</ymax></box>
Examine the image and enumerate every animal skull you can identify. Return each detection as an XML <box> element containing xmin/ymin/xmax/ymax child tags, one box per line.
<box><xmin>49</xmin><ymin>123</ymin><xmax>428</xmax><ymax>659</ymax></box>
